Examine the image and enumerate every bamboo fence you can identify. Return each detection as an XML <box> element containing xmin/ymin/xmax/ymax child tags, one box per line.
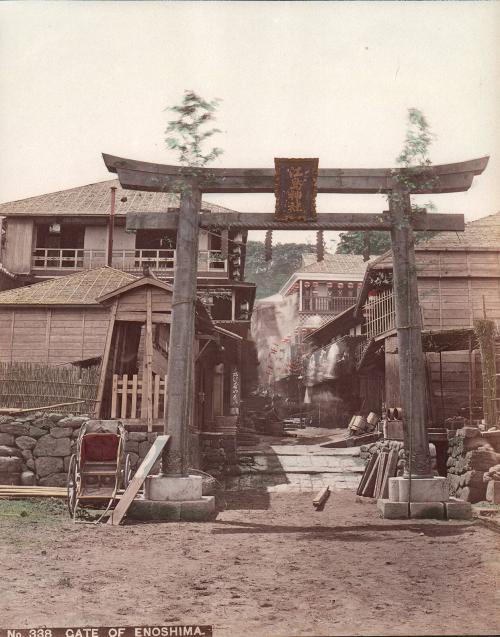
<box><xmin>0</xmin><ymin>362</ymin><xmax>100</xmax><ymax>414</ymax></box>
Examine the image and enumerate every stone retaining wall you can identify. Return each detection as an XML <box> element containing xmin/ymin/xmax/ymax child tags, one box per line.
<box><xmin>447</xmin><ymin>427</ymin><xmax>500</xmax><ymax>502</ymax></box>
<box><xmin>0</xmin><ymin>414</ymin><xmax>162</xmax><ymax>486</ymax></box>
<box><xmin>0</xmin><ymin>412</ymin><xmax>222</xmax><ymax>487</ymax></box>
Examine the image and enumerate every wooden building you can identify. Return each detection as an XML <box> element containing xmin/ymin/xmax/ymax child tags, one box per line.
<box><xmin>304</xmin><ymin>211</ymin><xmax>500</xmax><ymax>424</ymax></box>
<box><xmin>0</xmin><ymin>179</ymin><xmax>256</xmax><ymax>340</ymax></box>
<box><xmin>0</xmin><ymin>267</ymin><xmax>244</xmax><ymax>440</ymax></box>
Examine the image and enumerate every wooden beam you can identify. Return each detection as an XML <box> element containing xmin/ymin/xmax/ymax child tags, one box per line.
<box><xmin>94</xmin><ymin>300</ymin><xmax>117</xmax><ymax>418</ymax></box>
<box><xmin>126</xmin><ymin>211</ymin><xmax>465</xmax><ymax>233</ymax></box>
<box><xmin>107</xmin><ymin>434</ymin><xmax>170</xmax><ymax>526</ymax></box>
<box><xmin>103</xmin><ymin>154</ymin><xmax>489</xmax><ymax>195</ymax></box>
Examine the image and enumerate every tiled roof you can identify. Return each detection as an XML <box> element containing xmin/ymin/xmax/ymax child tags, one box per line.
<box><xmin>0</xmin><ymin>179</ymin><xmax>237</xmax><ymax>217</ymax></box>
<box><xmin>300</xmin><ymin>252</ymin><xmax>370</xmax><ymax>275</ymax></box>
<box><xmin>0</xmin><ymin>267</ymin><xmax>136</xmax><ymax>305</ymax></box>
<box><xmin>415</xmin><ymin>211</ymin><xmax>500</xmax><ymax>249</ymax></box>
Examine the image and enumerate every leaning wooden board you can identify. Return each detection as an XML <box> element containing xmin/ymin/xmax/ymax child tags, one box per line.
<box><xmin>107</xmin><ymin>435</ymin><xmax>170</xmax><ymax>526</ymax></box>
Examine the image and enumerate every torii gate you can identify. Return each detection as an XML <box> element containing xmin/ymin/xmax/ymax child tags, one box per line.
<box><xmin>103</xmin><ymin>153</ymin><xmax>488</xmax><ymax>486</ymax></box>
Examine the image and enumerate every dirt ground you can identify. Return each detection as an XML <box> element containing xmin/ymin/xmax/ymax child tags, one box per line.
<box><xmin>1</xmin><ymin>491</ymin><xmax>499</xmax><ymax>637</ymax></box>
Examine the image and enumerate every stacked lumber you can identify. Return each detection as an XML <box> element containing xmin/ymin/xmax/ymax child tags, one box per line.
<box><xmin>356</xmin><ymin>449</ymin><xmax>398</xmax><ymax>498</ymax></box>
<box><xmin>0</xmin><ymin>485</ymin><xmax>67</xmax><ymax>498</ymax></box>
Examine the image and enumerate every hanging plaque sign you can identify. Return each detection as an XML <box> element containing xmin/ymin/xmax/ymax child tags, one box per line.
<box><xmin>274</xmin><ymin>158</ymin><xmax>319</xmax><ymax>221</ymax></box>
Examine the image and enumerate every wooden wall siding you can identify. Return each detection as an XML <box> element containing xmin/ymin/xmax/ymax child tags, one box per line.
<box><xmin>3</xmin><ymin>218</ymin><xmax>34</xmax><ymax>273</ymax></box>
<box><xmin>426</xmin><ymin>350</ymin><xmax>482</xmax><ymax>422</ymax></box>
<box><xmin>381</xmin><ymin>250</ymin><xmax>500</xmax><ymax>279</ymax></box>
<box><xmin>0</xmin><ymin>307</ymin><xmax>109</xmax><ymax>365</ymax></box>
<box><xmin>115</xmin><ymin>286</ymin><xmax>172</xmax><ymax>323</ymax></box>
<box><xmin>418</xmin><ymin>277</ymin><xmax>500</xmax><ymax>330</ymax></box>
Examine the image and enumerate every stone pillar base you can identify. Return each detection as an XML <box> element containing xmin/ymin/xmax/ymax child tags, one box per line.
<box><xmin>127</xmin><ymin>496</ymin><xmax>216</xmax><ymax>522</ymax></box>
<box><xmin>388</xmin><ymin>476</ymin><xmax>448</xmax><ymax>503</ymax></box>
<box><xmin>145</xmin><ymin>474</ymin><xmax>203</xmax><ymax>501</ymax></box>
<box><xmin>132</xmin><ymin>475</ymin><xmax>216</xmax><ymax>521</ymax></box>
<box><xmin>378</xmin><ymin>477</ymin><xmax>472</xmax><ymax>520</ymax></box>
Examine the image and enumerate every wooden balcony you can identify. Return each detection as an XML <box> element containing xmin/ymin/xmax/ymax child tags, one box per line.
<box><xmin>31</xmin><ymin>248</ymin><xmax>227</xmax><ymax>274</ymax></box>
<box><xmin>301</xmin><ymin>295</ymin><xmax>356</xmax><ymax>314</ymax></box>
<box><xmin>363</xmin><ymin>290</ymin><xmax>395</xmax><ymax>339</ymax></box>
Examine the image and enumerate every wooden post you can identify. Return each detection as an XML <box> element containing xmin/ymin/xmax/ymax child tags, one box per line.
<box><xmin>389</xmin><ymin>186</ymin><xmax>432</xmax><ymax>477</ymax></box>
<box><xmin>163</xmin><ymin>183</ymin><xmax>201</xmax><ymax>475</ymax></box>
<box><xmin>145</xmin><ymin>288</ymin><xmax>154</xmax><ymax>431</ymax></box>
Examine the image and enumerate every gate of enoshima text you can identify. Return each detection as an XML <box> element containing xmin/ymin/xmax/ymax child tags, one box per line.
<box><xmin>102</xmin><ymin>152</ymin><xmax>488</xmax><ymax>482</ymax></box>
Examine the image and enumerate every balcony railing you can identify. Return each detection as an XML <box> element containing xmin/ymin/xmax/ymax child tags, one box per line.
<box><xmin>301</xmin><ymin>296</ymin><xmax>356</xmax><ymax>314</ymax></box>
<box><xmin>32</xmin><ymin>248</ymin><xmax>227</xmax><ymax>273</ymax></box>
<box><xmin>363</xmin><ymin>290</ymin><xmax>395</xmax><ymax>338</ymax></box>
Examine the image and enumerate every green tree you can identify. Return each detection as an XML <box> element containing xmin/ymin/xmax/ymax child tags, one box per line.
<box><xmin>165</xmin><ymin>90</ymin><xmax>223</xmax><ymax>167</ymax></box>
<box><xmin>336</xmin><ymin>108</ymin><xmax>436</xmax><ymax>257</ymax></box>
<box><xmin>245</xmin><ymin>241</ymin><xmax>316</xmax><ymax>299</ymax></box>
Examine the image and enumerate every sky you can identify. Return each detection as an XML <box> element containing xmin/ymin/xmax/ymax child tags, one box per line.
<box><xmin>0</xmin><ymin>1</ymin><xmax>499</xmax><ymax>247</ymax></box>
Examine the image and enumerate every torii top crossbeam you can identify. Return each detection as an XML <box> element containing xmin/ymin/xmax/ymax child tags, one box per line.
<box><xmin>103</xmin><ymin>154</ymin><xmax>489</xmax><ymax>195</ymax></box>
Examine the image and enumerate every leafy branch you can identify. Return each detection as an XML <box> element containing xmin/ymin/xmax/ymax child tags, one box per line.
<box><xmin>165</xmin><ymin>90</ymin><xmax>223</xmax><ymax>168</ymax></box>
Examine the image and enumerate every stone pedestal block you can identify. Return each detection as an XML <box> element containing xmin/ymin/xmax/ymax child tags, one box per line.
<box><xmin>445</xmin><ymin>498</ymin><xmax>472</xmax><ymax>520</ymax></box>
<box><xmin>127</xmin><ymin>496</ymin><xmax>215</xmax><ymax>522</ymax></box>
<box><xmin>377</xmin><ymin>498</ymin><xmax>445</xmax><ymax>520</ymax></box>
<box><xmin>144</xmin><ymin>474</ymin><xmax>203</xmax><ymax>502</ymax></box>
<box><xmin>389</xmin><ymin>476</ymin><xmax>448</xmax><ymax>502</ymax></box>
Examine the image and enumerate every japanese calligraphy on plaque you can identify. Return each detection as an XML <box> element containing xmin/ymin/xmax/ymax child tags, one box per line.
<box><xmin>274</xmin><ymin>158</ymin><xmax>319</xmax><ymax>221</ymax></box>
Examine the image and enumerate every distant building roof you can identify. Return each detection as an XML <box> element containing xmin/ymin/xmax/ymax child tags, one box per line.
<box><xmin>0</xmin><ymin>179</ymin><xmax>236</xmax><ymax>217</ymax></box>
<box><xmin>300</xmin><ymin>252</ymin><xmax>370</xmax><ymax>275</ymax></box>
<box><xmin>0</xmin><ymin>267</ymin><xmax>136</xmax><ymax>305</ymax></box>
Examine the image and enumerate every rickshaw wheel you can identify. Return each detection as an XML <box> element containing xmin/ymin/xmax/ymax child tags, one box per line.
<box><xmin>67</xmin><ymin>454</ymin><xmax>78</xmax><ymax>517</ymax></box>
<box><xmin>123</xmin><ymin>453</ymin><xmax>132</xmax><ymax>489</ymax></box>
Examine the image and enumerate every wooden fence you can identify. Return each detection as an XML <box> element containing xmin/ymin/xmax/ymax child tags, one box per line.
<box><xmin>0</xmin><ymin>362</ymin><xmax>99</xmax><ymax>413</ymax></box>
<box><xmin>111</xmin><ymin>373</ymin><xmax>167</xmax><ymax>430</ymax></box>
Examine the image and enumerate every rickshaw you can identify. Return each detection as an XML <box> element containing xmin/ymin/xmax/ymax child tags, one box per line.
<box><xmin>66</xmin><ymin>420</ymin><xmax>132</xmax><ymax>519</ymax></box>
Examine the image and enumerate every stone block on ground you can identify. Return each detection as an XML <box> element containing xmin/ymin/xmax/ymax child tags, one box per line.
<box><xmin>377</xmin><ymin>499</ymin><xmax>409</xmax><ymax>519</ymax></box>
<box><xmin>180</xmin><ymin>496</ymin><xmax>216</xmax><ymax>521</ymax></box>
<box><xmin>33</xmin><ymin>435</ymin><xmax>71</xmax><ymax>457</ymax></box>
<box><xmin>127</xmin><ymin>499</ymin><xmax>182</xmax><ymax>521</ymax></box>
<box><xmin>15</xmin><ymin>436</ymin><xmax>37</xmax><ymax>450</ymax></box>
<box><xmin>21</xmin><ymin>470</ymin><xmax>36</xmax><ymax>486</ymax></box>
<box><xmin>445</xmin><ymin>498</ymin><xmax>472</xmax><ymax>520</ymax></box>
<box><xmin>35</xmin><ymin>456</ymin><xmax>63</xmax><ymax>478</ymax></box>
<box><xmin>39</xmin><ymin>472</ymin><xmax>67</xmax><ymax>487</ymax></box>
<box><xmin>486</xmin><ymin>480</ymin><xmax>500</xmax><ymax>504</ymax></box>
<box><xmin>409</xmin><ymin>502</ymin><xmax>445</xmax><ymax>519</ymax></box>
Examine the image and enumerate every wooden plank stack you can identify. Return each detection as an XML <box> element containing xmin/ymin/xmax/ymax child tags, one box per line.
<box><xmin>356</xmin><ymin>449</ymin><xmax>398</xmax><ymax>498</ymax></box>
<box><xmin>0</xmin><ymin>485</ymin><xmax>67</xmax><ymax>499</ymax></box>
